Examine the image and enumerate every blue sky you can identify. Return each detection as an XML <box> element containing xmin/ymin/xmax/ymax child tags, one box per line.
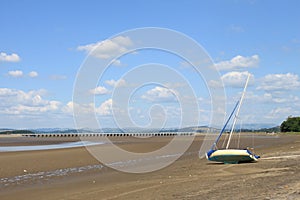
<box><xmin>0</xmin><ymin>0</ymin><xmax>300</xmax><ymax>129</ymax></box>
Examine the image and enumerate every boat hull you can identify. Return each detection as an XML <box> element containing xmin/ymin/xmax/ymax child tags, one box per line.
<box><xmin>206</xmin><ymin>149</ymin><xmax>259</xmax><ymax>164</ymax></box>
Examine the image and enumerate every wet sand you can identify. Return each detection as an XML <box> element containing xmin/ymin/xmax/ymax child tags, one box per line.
<box><xmin>0</xmin><ymin>134</ymin><xmax>300</xmax><ymax>200</ymax></box>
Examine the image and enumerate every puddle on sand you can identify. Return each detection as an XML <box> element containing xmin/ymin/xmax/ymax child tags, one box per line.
<box><xmin>0</xmin><ymin>141</ymin><xmax>105</xmax><ymax>152</ymax></box>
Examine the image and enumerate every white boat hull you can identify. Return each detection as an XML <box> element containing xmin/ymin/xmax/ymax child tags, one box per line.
<box><xmin>206</xmin><ymin>149</ymin><xmax>259</xmax><ymax>164</ymax></box>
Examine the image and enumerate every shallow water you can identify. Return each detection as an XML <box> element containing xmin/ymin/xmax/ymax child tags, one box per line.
<box><xmin>0</xmin><ymin>141</ymin><xmax>105</xmax><ymax>152</ymax></box>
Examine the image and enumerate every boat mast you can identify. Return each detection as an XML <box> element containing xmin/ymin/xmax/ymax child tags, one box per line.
<box><xmin>226</xmin><ymin>74</ymin><xmax>251</xmax><ymax>149</ymax></box>
<box><xmin>210</xmin><ymin>100</ymin><xmax>240</xmax><ymax>150</ymax></box>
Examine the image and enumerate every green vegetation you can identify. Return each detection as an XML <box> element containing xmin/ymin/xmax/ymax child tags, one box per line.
<box><xmin>0</xmin><ymin>130</ymin><xmax>34</xmax><ymax>134</ymax></box>
<box><xmin>280</xmin><ymin>116</ymin><xmax>300</xmax><ymax>132</ymax></box>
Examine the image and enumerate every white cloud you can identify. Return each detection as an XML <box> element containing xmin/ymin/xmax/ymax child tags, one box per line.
<box><xmin>0</xmin><ymin>88</ymin><xmax>47</xmax><ymax>106</ymax></box>
<box><xmin>7</xmin><ymin>70</ymin><xmax>39</xmax><ymax>78</ymax></box>
<box><xmin>62</xmin><ymin>101</ymin><xmax>74</xmax><ymax>114</ymax></box>
<box><xmin>89</xmin><ymin>86</ymin><xmax>109</xmax><ymax>95</ymax></box>
<box><xmin>8</xmin><ymin>70</ymin><xmax>23</xmax><ymax>77</ymax></box>
<box><xmin>209</xmin><ymin>71</ymin><xmax>253</xmax><ymax>88</ymax></box>
<box><xmin>269</xmin><ymin>94</ymin><xmax>299</xmax><ymax>104</ymax></box>
<box><xmin>222</xmin><ymin>71</ymin><xmax>254</xmax><ymax>87</ymax></box>
<box><xmin>141</xmin><ymin>86</ymin><xmax>177</xmax><ymax>102</ymax></box>
<box><xmin>96</xmin><ymin>99</ymin><xmax>113</xmax><ymax>115</ymax></box>
<box><xmin>5</xmin><ymin>101</ymin><xmax>60</xmax><ymax>114</ymax></box>
<box><xmin>257</xmin><ymin>73</ymin><xmax>300</xmax><ymax>91</ymax></box>
<box><xmin>77</xmin><ymin>36</ymin><xmax>133</xmax><ymax>59</ymax></box>
<box><xmin>215</xmin><ymin>55</ymin><xmax>259</xmax><ymax>71</ymax></box>
<box><xmin>105</xmin><ymin>78</ymin><xmax>127</xmax><ymax>87</ymax></box>
<box><xmin>112</xmin><ymin>59</ymin><xmax>122</xmax><ymax>66</ymax></box>
<box><xmin>0</xmin><ymin>52</ymin><xmax>20</xmax><ymax>62</ymax></box>
<box><xmin>265</xmin><ymin>107</ymin><xmax>292</xmax><ymax>119</ymax></box>
<box><xmin>245</xmin><ymin>91</ymin><xmax>300</xmax><ymax>106</ymax></box>
<box><xmin>0</xmin><ymin>88</ymin><xmax>60</xmax><ymax>115</ymax></box>
<box><xmin>49</xmin><ymin>75</ymin><xmax>67</xmax><ymax>80</ymax></box>
<box><xmin>62</xmin><ymin>101</ymin><xmax>94</xmax><ymax>115</ymax></box>
<box><xmin>63</xmin><ymin>99</ymin><xmax>113</xmax><ymax>116</ymax></box>
<box><xmin>179</xmin><ymin>61</ymin><xmax>192</xmax><ymax>69</ymax></box>
<box><xmin>208</xmin><ymin>80</ymin><xmax>223</xmax><ymax>88</ymax></box>
<box><xmin>28</xmin><ymin>71</ymin><xmax>38</xmax><ymax>78</ymax></box>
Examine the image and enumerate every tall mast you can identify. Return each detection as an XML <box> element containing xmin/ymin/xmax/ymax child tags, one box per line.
<box><xmin>226</xmin><ymin>74</ymin><xmax>251</xmax><ymax>149</ymax></box>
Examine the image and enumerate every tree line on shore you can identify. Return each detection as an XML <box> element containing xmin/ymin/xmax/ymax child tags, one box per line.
<box><xmin>280</xmin><ymin>116</ymin><xmax>300</xmax><ymax>132</ymax></box>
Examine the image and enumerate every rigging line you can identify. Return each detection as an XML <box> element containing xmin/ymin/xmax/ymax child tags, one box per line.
<box><xmin>226</xmin><ymin>74</ymin><xmax>251</xmax><ymax>149</ymax></box>
<box><xmin>210</xmin><ymin>100</ymin><xmax>240</xmax><ymax>150</ymax></box>
<box><xmin>221</xmin><ymin>130</ymin><xmax>229</xmax><ymax>148</ymax></box>
<box><xmin>237</xmin><ymin>119</ymin><xmax>242</xmax><ymax>149</ymax></box>
<box><xmin>252</xmin><ymin>130</ymin><xmax>254</xmax><ymax>149</ymax></box>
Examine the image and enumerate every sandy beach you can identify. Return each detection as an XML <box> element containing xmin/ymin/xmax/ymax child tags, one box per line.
<box><xmin>0</xmin><ymin>134</ymin><xmax>300</xmax><ymax>200</ymax></box>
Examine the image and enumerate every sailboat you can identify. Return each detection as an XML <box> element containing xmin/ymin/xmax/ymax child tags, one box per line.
<box><xmin>206</xmin><ymin>74</ymin><xmax>260</xmax><ymax>164</ymax></box>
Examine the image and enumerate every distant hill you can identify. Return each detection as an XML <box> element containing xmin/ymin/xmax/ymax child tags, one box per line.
<box><xmin>236</xmin><ymin>123</ymin><xmax>278</xmax><ymax>130</ymax></box>
<box><xmin>1</xmin><ymin>123</ymin><xmax>281</xmax><ymax>134</ymax></box>
<box><xmin>0</xmin><ymin>130</ymin><xmax>34</xmax><ymax>134</ymax></box>
<box><xmin>257</xmin><ymin>126</ymin><xmax>280</xmax><ymax>133</ymax></box>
